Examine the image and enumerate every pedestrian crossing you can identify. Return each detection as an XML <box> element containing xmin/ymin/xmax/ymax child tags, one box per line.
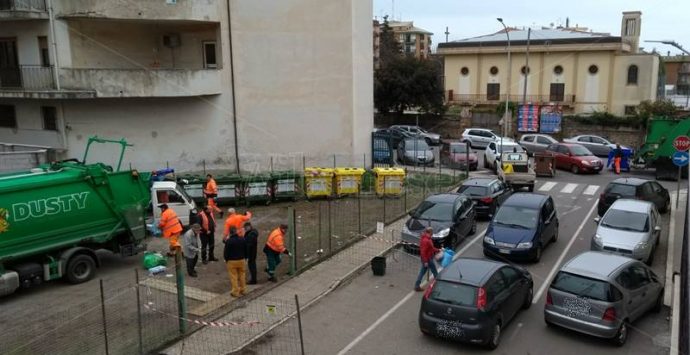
<box><xmin>536</xmin><ymin>181</ymin><xmax>601</xmax><ymax>197</ymax></box>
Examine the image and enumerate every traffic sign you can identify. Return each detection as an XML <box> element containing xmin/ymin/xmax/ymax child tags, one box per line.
<box><xmin>672</xmin><ymin>151</ymin><xmax>689</xmax><ymax>167</ymax></box>
<box><xmin>673</xmin><ymin>135</ymin><xmax>690</xmax><ymax>151</ymax></box>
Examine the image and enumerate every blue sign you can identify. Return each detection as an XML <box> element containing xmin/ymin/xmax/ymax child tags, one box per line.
<box><xmin>672</xmin><ymin>151</ymin><xmax>689</xmax><ymax>167</ymax></box>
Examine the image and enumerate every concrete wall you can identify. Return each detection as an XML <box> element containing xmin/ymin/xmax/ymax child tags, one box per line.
<box><xmin>611</xmin><ymin>54</ymin><xmax>659</xmax><ymax>114</ymax></box>
<box><xmin>54</xmin><ymin>0</ymin><xmax>220</xmax><ymax>23</ymax></box>
<box><xmin>0</xmin><ymin>99</ymin><xmax>65</xmax><ymax>148</ymax></box>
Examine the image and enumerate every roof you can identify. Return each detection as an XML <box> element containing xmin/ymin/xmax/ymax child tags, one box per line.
<box><xmin>438</xmin><ymin>257</ymin><xmax>503</xmax><ymax>286</ymax></box>
<box><xmin>610</xmin><ymin>177</ymin><xmax>649</xmax><ymax>186</ymax></box>
<box><xmin>662</xmin><ymin>55</ymin><xmax>690</xmax><ymax>63</ymax></box>
<box><xmin>425</xmin><ymin>193</ymin><xmax>465</xmax><ymax>203</ymax></box>
<box><xmin>609</xmin><ymin>199</ymin><xmax>654</xmax><ymax>213</ymax></box>
<box><xmin>462</xmin><ymin>178</ymin><xmax>498</xmax><ymax>187</ymax></box>
<box><xmin>503</xmin><ymin>193</ymin><xmax>548</xmax><ymax>209</ymax></box>
<box><xmin>387</xmin><ymin>21</ymin><xmax>433</xmax><ymax>35</ymax></box>
<box><xmin>562</xmin><ymin>251</ymin><xmax>632</xmax><ymax>279</ymax></box>
<box><xmin>438</xmin><ymin>28</ymin><xmax>621</xmax><ymax>49</ymax></box>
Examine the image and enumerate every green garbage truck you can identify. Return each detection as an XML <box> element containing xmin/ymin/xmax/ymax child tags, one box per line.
<box><xmin>0</xmin><ymin>137</ymin><xmax>196</xmax><ymax>297</ymax></box>
<box><xmin>635</xmin><ymin>117</ymin><xmax>690</xmax><ymax>180</ymax></box>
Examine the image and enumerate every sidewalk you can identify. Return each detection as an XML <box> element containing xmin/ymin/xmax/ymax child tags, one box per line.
<box><xmin>162</xmin><ymin>218</ymin><xmax>408</xmax><ymax>354</ymax></box>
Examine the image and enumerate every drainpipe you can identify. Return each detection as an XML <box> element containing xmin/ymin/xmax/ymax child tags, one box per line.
<box><xmin>227</xmin><ymin>0</ymin><xmax>240</xmax><ymax>174</ymax></box>
<box><xmin>47</xmin><ymin>0</ymin><xmax>61</xmax><ymax>90</ymax></box>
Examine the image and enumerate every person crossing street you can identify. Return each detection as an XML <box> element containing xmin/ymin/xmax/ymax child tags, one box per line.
<box><xmin>264</xmin><ymin>224</ymin><xmax>290</xmax><ymax>282</ymax></box>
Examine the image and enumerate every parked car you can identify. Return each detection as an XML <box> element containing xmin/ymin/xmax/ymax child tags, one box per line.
<box><xmin>597</xmin><ymin>178</ymin><xmax>671</xmax><ymax>216</ymax></box>
<box><xmin>440</xmin><ymin>140</ymin><xmax>478</xmax><ymax>170</ymax></box>
<box><xmin>591</xmin><ymin>199</ymin><xmax>661</xmax><ymax>265</ymax></box>
<box><xmin>419</xmin><ymin>257</ymin><xmax>533</xmax><ymax>349</ymax></box>
<box><xmin>545</xmin><ymin>143</ymin><xmax>603</xmax><ymax>174</ymax></box>
<box><xmin>483</xmin><ymin>193</ymin><xmax>558</xmax><ymax>262</ymax></box>
<box><xmin>397</xmin><ymin>138</ymin><xmax>435</xmax><ymax>166</ymax></box>
<box><xmin>563</xmin><ymin>135</ymin><xmax>629</xmax><ymax>157</ymax></box>
<box><xmin>519</xmin><ymin>134</ymin><xmax>558</xmax><ymax>155</ymax></box>
<box><xmin>374</xmin><ymin>128</ymin><xmax>413</xmax><ymax>148</ymax></box>
<box><xmin>484</xmin><ymin>141</ymin><xmax>524</xmax><ymax>171</ymax></box>
<box><xmin>457</xmin><ymin>178</ymin><xmax>512</xmax><ymax>218</ymax></box>
<box><xmin>390</xmin><ymin>125</ymin><xmax>441</xmax><ymax>145</ymax></box>
<box><xmin>461</xmin><ymin>128</ymin><xmax>501</xmax><ymax>149</ymax></box>
<box><xmin>544</xmin><ymin>251</ymin><xmax>663</xmax><ymax>346</ymax></box>
<box><xmin>401</xmin><ymin>193</ymin><xmax>477</xmax><ymax>249</ymax></box>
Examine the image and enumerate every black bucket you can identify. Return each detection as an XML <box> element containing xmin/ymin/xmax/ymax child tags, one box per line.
<box><xmin>371</xmin><ymin>256</ymin><xmax>386</xmax><ymax>276</ymax></box>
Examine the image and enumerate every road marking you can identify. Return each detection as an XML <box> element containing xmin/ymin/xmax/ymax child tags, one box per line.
<box><xmin>664</xmin><ymin>194</ymin><xmax>677</xmax><ymax>307</ymax></box>
<box><xmin>560</xmin><ymin>183</ymin><xmax>578</xmax><ymax>194</ymax></box>
<box><xmin>336</xmin><ymin>228</ymin><xmax>488</xmax><ymax>354</ymax></box>
<box><xmin>560</xmin><ymin>205</ymin><xmax>582</xmax><ymax>217</ymax></box>
<box><xmin>533</xmin><ymin>199</ymin><xmax>599</xmax><ymax>304</ymax></box>
<box><xmin>538</xmin><ymin>182</ymin><xmax>557</xmax><ymax>192</ymax></box>
<box><xmin>583</xmin><ymin>185</ymin><xmax>600</xmax><ymax>196</ymax></box>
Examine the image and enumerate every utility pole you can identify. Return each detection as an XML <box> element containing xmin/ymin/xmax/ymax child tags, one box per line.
<box><xmin>522</xmin><ymin>28</ymin><xmax>531</xmax><ymax>105</ymax></box>
<box><xmin>445</xmin><ymin>26</ymin><xmax>450</xmax><ymax>43</ymax></box>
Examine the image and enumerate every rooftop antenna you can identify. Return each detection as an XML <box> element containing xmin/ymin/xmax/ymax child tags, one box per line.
<box><xmin>445</xmin><ymin>26</ymin><xmax>449</xmax><ymax>42</ymax></box>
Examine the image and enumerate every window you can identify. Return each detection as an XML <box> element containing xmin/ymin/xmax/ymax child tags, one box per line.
<box><xmin>500</xmin><ymin>267</ymin><xmax>521</xmax><ymax>285</ymax></box>
<box><xmin>589</xmin><ymin>136</ymin><xmax>607</xmax><ymax>144</ymax></box>
<box><xmin>642</xmin><ymin>182</ymin><xmax>655</xmax><ymax>197</ymax></box>
<box><xmin>617</xmin><ymin>264</ymin><xmax>650</xmax><ymax>290</ymax></box>
<box><xmin>522</xmin><ymin>135</ymin><xmax>534</xmax><ymax>142</ymax></box>
<box><xmin>202</xmin><ymin>41</ymin><xmax>217</xmax><ymax>69</ymax></box>
<box><xmin>488</xmin><ymin>142</ymin><xmax>496</xmax><ymax>151</ymax></box>
<box><xmin>38</xmin><ymin>36</ymin><xmax>50</xmax><ymax>67</ymax></box>
<box><xmin>42</xmin><ymin>106</ymin><xmax>57</xmax><ymax>131</ymax></box>
<box><xmin>588</xmin><ymin>65</ymin><xmax>598</xmax><ymax>74</ymax></box>
<box><xmin>651</xmin><ymin>182</ymin><xmax>664</xmax><ymax>193</ymax></box>
<box><xmin>485</xmin><ymin>272</ymin><xmax>507</xmax><ymax>303</ymax></box>
<box><xmin>551</xmin><ymin>272</ymin><xmax>613</xmax><ymax>302</ymax></box>
<box><xmin>627</xmin><ymin>65</ymin><xmax>638</xmax><ymax>85</ymax></box>
<box><xmin>554</xmin><ymin>65</ymin><xmax>563</xmax><ymax>75</ymax></box>
<box><xmin>625</xmin><ymin>18</ymin><xmax>636</xmax><ymax>36</ymax></box>
<box><xmin>490</xmin><ymin>66</ymin><xmax>499</xmax><ymax>75</ymax></box>
<box><xmin>624</xmin><ymin>105</ymin><xmax>637</xmax><ymax>116</ymax></box>
<box><xmin>0</xmin><ymin>105</ymin><xmax>17</xmax><ymax>128</ymax></box>
<box><xmin>557</xmin><ymin>145</ymin><xmax>570</xmax><ymax>155</ymax></box>
<box><xmin>537</xmin><ymin>136</ymin><xmax>553</xmax><ymax>145</ymax></box>
<box><xmin>578</xmin><ymin>136</ymin><xmax>591</xmax><ymax>143</ymax></box>
<box><xmin>429</xmin><ymin>281</ymin><xmax>476</xmax><ymax>306</ymax></box>
<box><xmin>460</xmin><ymin>67</ymin><xmax>469</xmax><ymax>76</ymax></box>
<box><xmin>158</xmin><ymin>190</ymin><xmax>185</xmax><ymax>204</ymax></box>
<box><xmin>549</xmin><ymin>83</ymin><xmax>565</xmax><ymax>102</ymax></box>
<box><xmin>487</xmin><ymin>83</ymin><xmax>500</xmax><ymax>100</ymax></box>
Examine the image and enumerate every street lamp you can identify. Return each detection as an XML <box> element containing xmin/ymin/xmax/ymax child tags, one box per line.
<box><xmin>497</xmin><ymin>18</ymin><xmax>511</xmax><ymax>152</ymax></box>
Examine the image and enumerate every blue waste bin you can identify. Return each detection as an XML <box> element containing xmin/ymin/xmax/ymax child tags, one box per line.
<box><xmin>606</xmin><ymin>148</ymin><xmax>632</xmax><ymax>172</ymax></box>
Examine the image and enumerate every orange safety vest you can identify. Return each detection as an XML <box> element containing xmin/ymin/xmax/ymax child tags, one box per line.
<box><xmin>224</xmin><ymin>212</ymin><xmax>252</xmax><ymax>237</ymax></box>
<box><xmin>204</xmin><ymin>178</ymin><xmax>218</xmax><ymax>195</ymax></box>
<box><xmin>199</xmin><ymin>211</ymin><xmax>215</xmax><ymax>232</ymax></box>
<box><xmin>158</xmin><ymin>208</ymin><xmax>182</xmax><ymax>238</ymax></box>
<box><xmin>266</xmin><ymin>228</ymin><xmax>286</xmax><ymax>253</ymax></box>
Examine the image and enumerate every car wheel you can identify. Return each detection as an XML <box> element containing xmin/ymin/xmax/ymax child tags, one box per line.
<box><xmin>612</xmin><ymin>321</ymin><xmax>628</xmax><ymax>347</ymax></box>
<box><xmin>469</xmin><ymin>220</ymin><xmax>477</xmax><ymax>235</ymax></box>
<box><xmin>528</xmin><ymin>184</ymin><xmax>534</xmax><ymax>192</ymax></box>
<box><xmin>522</xmin><ymin>285</ymin><xmax>534</xmax><ymax>309</ymax></box>
<box><xmin>646</xmin><ymin>247</ymin><xmax>655</xmax><ymax>266</ymax></box>
<box><xmin>486</xmin><ymin>322</ymin><xmax>502</xmax><ymax>350</ymax></box>
<box><xmin>533</xmin><ymin>245</ymin><xmax>542</xmax><ymax>263</ymax></box>
<box><xmin>425</xmin><ymin>138</ymin><xmax>432</xmax><ymax>146</ymax></box>
<box><xmin>661</xmin><ymin>198</ymin><xmax>670</xmax><ymax>214</ymax></box>
<box><xmin>552</xmin><ymin>225</ymin><xmax>559</xmax><ymax>243</ymax></box>
<box><xmin>570</xmin><ymin>165</ymin><xmax>579</xmax><ymax>174</ymax></box>
<box><xmin>653</xmin><ymin>289</ymin><xmax>664</xmax><ymax>313</ymax></box>
<box><xmin>484</xmin><ymin>155</ymin><xmax>489</xmax><ymax>169</ymax></box>
<box><xmin>65</xmin><ymin>254</ymin><xmax>97</xmax><ymax>284</ymax></box>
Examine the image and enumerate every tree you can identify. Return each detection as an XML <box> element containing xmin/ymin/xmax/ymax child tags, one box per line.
<box><xmin>378</xmin><ymin>16</ymin><xmax>401</xmax><ymax>68</ymax></box>
<box><xmin>636</xmin><ymin>99</ymin><xmax>678</xmax><ymax>121</ymax></box>
<box><xmin>374</xmin><ymin>56</ymin><xmax>445</xmax><ymax>115</ymax></box>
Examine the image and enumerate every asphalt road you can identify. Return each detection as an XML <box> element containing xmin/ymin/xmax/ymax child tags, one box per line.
<box><xmin>246</xmin><ymin>165</ymin><xmax>677</xmax><ymax>355</ymax></box>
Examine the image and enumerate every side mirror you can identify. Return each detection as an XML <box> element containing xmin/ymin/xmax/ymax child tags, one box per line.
<box><xmin>594</xmin><ymin>217</ymin><xmax>601</xmax><ymax>224</ymax></box>
<box><xmin>654</xmin><ymin>226</ymin><xmax>662</xmax><ymax>232</ymax></box>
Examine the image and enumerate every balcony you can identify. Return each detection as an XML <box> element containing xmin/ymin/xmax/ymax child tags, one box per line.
<box><xmin>55</xmin><ymin>0</ymin><xmax>219</xmax><ymax>23</ymax></box>
<box><xmin>59</xmin><ymin>68</ymin><xmax>222</xmax><ymax>97</ymax></box>
<box><xmin>447</xmin><ymin>93</ymin><xmax>576</xmax><ymax>106</ymax></box>
<box><xmin>0</xmin><ymin>65</ymin><xmax>97</xmax><ymax>98</ymax></box>
<box><xmin>0</xmin><ymin>0</ymin><xmax>48</xmax><ymax>20</ymax></box>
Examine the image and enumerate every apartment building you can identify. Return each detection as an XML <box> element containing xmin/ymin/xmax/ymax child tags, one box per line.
<box><xmin>0</xmin><ymin>0</ymin><xmax>373</xmax><ymax>172</ymax></box>
<box><xmin>663</xmin><ymin>55</ymin><xmax>690</xmax><ymax>95</ymax></box>
<box><xmin>373</xmin><ymin>18</ymin><xmax>432</xmax><ymax>67</ymax></box>
<box><xmin>437</xmin><ymin>11</ymin><xmax>658</xmax><ymax>116</ymax></box>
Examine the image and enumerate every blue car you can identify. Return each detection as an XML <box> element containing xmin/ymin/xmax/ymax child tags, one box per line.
<box><xmin>483</xmin><ymin>193</ymin><xmax>559</xmax><ymax>262</ymax></box>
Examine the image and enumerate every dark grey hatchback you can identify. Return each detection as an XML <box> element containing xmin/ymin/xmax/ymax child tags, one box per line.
<box><xmin>418</xmin><ymin>258</ymin><xmax>533</xmax><ymax>349</ymax></box>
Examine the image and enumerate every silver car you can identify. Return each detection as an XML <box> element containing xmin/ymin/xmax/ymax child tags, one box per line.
<box><xmin>390</xmin><ymin>125</ymin><xmax>441</xmax><ymax>145</ymax></box>
<box><xmin>519</xmin><ymin>134</ymin><xmax>558</xmax><ymax>155</ymax></box>
<box><xmin>591</xmin><ymin>199</ymin><xmax>661</xmax><ymax>265</ymax></box>
<box><xmin>563</xmin><ymin>135</ymin><xmax>628</xmax><ymax>157</ymax></box>
<box><xmin>396</xmin><ymin>138</ymin><xmax>435</xmax><ymax>166</ymax></box>
<box><xmin>544</xmin><ymin>251</ymin><xmax>663</xmax><ymax>346</ymax></box>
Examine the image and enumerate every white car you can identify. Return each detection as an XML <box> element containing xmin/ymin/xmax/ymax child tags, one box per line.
<box><xmin>461</xmin><ymin>128</ymin><xmax>500</xmax><ymax>148</ymax></box>
<box><xmin>484</xmin><ymin>141</ymin><xmax>525</xmax><ymax>171</ymax></box>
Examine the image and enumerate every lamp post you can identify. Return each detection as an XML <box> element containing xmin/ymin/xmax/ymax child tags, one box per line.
<box><xmin>497</xmin><ymin>18</ymin><xmax>511</xmax><ymax>142</ymax></box>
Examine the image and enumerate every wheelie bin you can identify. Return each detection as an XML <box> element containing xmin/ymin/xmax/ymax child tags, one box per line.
<box><xmin>333</xmin><ymin>167</ymin><xmax>366</xmax><ymax>197</ymax></box>
<box><xmin>271</xmin><ymin>170</ymin><xmax>302</xmax><ymax>201</ymax></box>
<box><xmin>242</xmin><ymin>173</ymin><xmax>273</xmax><ymax>206</ymax></box>
<box><xmin>215</xmin><ymin>174</ymin><xmax>243</xmax><ymax>206</ymax></box>
<box><xmin>304</xmin><ymin>167</ymin><xmax>334</xmax><ymax>199</ymax></box>
<box><xmin>372</xmin><ymin>167</ymin><xmax>405</xmax><ymax>197</ymax></box>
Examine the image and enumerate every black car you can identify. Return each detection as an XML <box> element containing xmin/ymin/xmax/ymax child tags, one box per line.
<box><xmin>598</xmin><ymin>178</ymin><xmax>670</xmax><ymax>217</ymax></box>
<box><xmin>373</xmin><ymin>128</ymin><xmax>412</xmax><ymax>148</ymax></box>
<box><xmin>401</xmin><ymin>193</ymin><xmax>477</xmax><ymax>249</ymax></box>
<box><xmin>419</xmin><ymin>258</ymin><xmax>533</xmax><ymax>349</ymax></box>
<box><xmin>457</xmin><ymin>178</ymin><xmax>512</xmax><ymax>218</ymax></box>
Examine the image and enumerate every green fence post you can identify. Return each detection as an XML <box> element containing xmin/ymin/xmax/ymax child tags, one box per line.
<box><xmin>175</xmin><ymin>250</ymin><xmax>187</xmax><ymax>334</ymax></box>
<box><xmin>288</xmin><ymin>206</ymin><xmax>297</xmax><ymax>275</ymax></box>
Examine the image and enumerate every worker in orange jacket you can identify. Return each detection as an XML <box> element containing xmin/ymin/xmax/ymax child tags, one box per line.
<box><xmin>158</xmin><ymin>204</ymin><xmax>183</xmax><ymax>256</ymax></box>
<box><xmin>223</xmin><ymin>208</ymin><xmax>252</xmax><ymax>240</ymax></box>
<box><xmin>203</xmin><ymin>174</ymin><xmax>223</xmax><ymax>217</ymax></box>
<box><xmin>264</xmin><ymin>224</ymin><xmax>290</xmax><ymax>282</ymax></box>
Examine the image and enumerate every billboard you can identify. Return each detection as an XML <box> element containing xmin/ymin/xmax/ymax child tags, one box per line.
<box><xmin>517</xmin><ymin>104</ymin><xmax>539</xmax><ymax>132</ymax></box>
<box><xmin>540</xmin><ymin>105</ymin><xmax>562</xmax><ymax>133</ymax></box>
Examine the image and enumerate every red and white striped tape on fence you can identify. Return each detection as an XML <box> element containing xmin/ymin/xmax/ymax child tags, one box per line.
<box><xmin>142</xmin><ymin>302</ymin><xmax>260</xmax><ymax>328</ymax></box>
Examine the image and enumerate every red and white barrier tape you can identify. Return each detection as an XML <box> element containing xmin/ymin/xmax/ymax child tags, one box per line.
<box><xmin>142</xmin><ymin>302</ymin><xmax>260</xmax><ymax>328</ymax></box>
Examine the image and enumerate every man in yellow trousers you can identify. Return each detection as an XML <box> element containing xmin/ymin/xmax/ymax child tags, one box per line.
<box><xmin>223</xmin><ymin>227</ymin><xmax>247</xmax><ymax>297</ymax></box>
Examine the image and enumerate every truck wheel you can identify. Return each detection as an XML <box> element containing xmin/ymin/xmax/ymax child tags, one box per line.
<box><xmin>528</xmin><ymin>185</ymin><xmax>534</xmax><ymax>192</ymax></box>
<box><xmin>66</xmin><ymin>254</ymin><xmax>96</xmax><ymax>284</ymax></box>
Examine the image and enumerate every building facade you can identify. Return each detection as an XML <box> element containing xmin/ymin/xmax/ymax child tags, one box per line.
<box><xmin>373</xmin><ymin>18</ymin><xmax>432</xmax><ymax>67</ymax></box>
<box><xmin>663</xmin><ymin>55</ymin><xmax>690</xmax><ymax>95</ymax></box>
<box><xmin>438</xmin><ymin>11</ymin><xmax>658</xmax><ymax>117</ymax></box>
<box><xmin>0</xmin><ymin>0</ymin><xmax>373</xmax><ymax>172</ymax></box>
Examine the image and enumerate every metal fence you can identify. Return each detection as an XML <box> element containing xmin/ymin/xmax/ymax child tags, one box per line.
<box><xmin>0</xmin><ymin>65</ymin><xmax>55</xmax><ymax>90</ymax></box>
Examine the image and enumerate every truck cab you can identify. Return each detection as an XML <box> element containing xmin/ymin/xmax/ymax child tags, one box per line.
<box><xmin>151</xmin><ymin>181</ymin><xmax>197</xmax><ymax>226</ymax></box>
<box><xmin>497</xmin><ymin>152</ymin><xmax>536</xmax><ymax>192</ymax></box>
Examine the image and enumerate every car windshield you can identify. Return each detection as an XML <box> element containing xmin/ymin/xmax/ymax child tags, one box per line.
<box><xmin>450</xmin><ymin>144</ymin><xmax>467</xmax><ymax>153</ymax></box>
<box><xmin>429</xmin><ymin>281</ymin><xmax>477</xmax><ymax>306</ymax></box>
<box><xmin>493</xmin><ymin>205</ymin><xmax>538</xmax><ymax>229</ymax></box>
<box><xmin>550</xmin><ymin>271</ymin><xmax>612</xmax><ymax>302</ymax></box>
<box><xmin>411</xmin><ymin>201</ymin><xmax>453</xmax><ymax>222</ymax></box>
<box><xmin>458</xmin><ymin>185</ymin><xmax>488</xmax><ymax>196</ymax></box>
<box><xmin>497</xmin><ymin>145</ymin><xmax>524</xmax><ymax>154</ymax></box>
<box><xmin>571</xmin><ymin>146</ymin><xmax>593</xmax><ymax>156</ymax></box>
<box><xmin>405</xmin><ymin>140</ymin><xmax>429</xmax><ymax>151</ymax></box>
<box><xmin>606</xmin><ymin>183</ymin><xmax>636</xmax><ymax>197</ymax></box>
<box><xmin>601</xmin><ymin>209</ymin><xmax>649</xmax><ymax>232</ymax></box>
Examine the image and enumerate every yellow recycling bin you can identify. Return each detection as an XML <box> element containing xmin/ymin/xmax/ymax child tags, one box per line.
<box><xmin>372</xmin><ymin>167</ymin><xmax>405</xmax><ymax>197</ymax></box>
<box><xmin>333</xmin><ymin>167</ymin><xmax>366</xmax><ymax>197</ymax></box>
<box><xmin>304</xmin><ymin>167</ymin><xmax>334</xmax><ymax>199</ymax></box>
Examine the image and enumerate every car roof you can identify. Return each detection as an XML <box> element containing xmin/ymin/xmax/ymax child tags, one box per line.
<box><xmin>466</xmin><ymin>128</ymin><xmax>494</xmax><ymax>131</ymax></box>
<box><xmin>562</xmin><ymin>251</ymin><xmax>632</xmax><ymax>280</ymax></box>
<box><xmin>438</xmin><ymin>257</ymin><xmax>505</xmax><ymax>286</ymax></box>
<box><xmin>462</xmin><ymin>178</ymin><xmax>497</xmax><ymax>186</ymax></box>
<box><xmin>503</xmin><ymin>193</ymin><xmax>548</xmax><ymax>209</ymax></box>
<box><xmin>609</xmin><ymin>177</ymin><xmax>649</xmax><ymax>186</ymax></box>
<box><xmin>609</xmin><ymin>199</ymin><xmax>653</xmax><ymax>213</ymax></box>
<box><xmin>425</xmin><ymin>193</ymin><xmax>466</xmax><ymax>203</ymax></box>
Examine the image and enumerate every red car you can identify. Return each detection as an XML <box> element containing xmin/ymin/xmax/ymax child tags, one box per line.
<box><xmin>440</xmin><ymin>140</ymin><xmax>478</xmax><ymax>170</ymax></box>
<box><xmin>545</xmin><ymin>143</ymin><xmax>603</xmax><ymax>174</ymax></box>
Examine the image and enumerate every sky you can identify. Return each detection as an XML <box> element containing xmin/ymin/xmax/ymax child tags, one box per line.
<box><xmin>372</xmin><ymin>0</ymin><xmax>690</xmax><ymax>55</ymax></box>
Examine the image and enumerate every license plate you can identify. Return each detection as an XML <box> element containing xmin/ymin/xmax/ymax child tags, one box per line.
<box><xmin>436</xmin><ymin>320</ymin><xmax>464</xmax><ymax>339</ymax></box>
<box><xmin>498</xmin><ymin>248</ymin><xmax>511</xmax><ymax>254</ymax></box>
<box><xmin>563</xmin><ymin>296</ymin><xmax>592</xmax><ymax>318</ymax></box>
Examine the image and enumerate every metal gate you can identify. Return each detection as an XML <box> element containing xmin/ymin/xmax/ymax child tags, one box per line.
<box><xmin>371</xmin><ymin>131</ymin><xmax>393</xmax><ymax>168</ymax></box>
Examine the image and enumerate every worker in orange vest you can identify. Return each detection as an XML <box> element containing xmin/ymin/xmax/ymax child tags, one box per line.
<box><xmin>203</xmin><ymin>174</ymin><xmax>223</xmax><ymax>217</ymax></box>
<box><xmin>158</xmin><ymin>204</ymin><xmax>183</xmax><ymax>256</ymax></box>
<box><xmin>223</xmin><ymin>208</ymin><xmax>252</xmax><ymax>240</ymax></box>
<box><xmin>264</xmin><ymin>224</ymin><xmax>290</xmax><ymax>282</ymax></box>
<box><xmin>199</xmin><ymin>204</ymin><xmax>218</xmax><ymax>264</ymax></box>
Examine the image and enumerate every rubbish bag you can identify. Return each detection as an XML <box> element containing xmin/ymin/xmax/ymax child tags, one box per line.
<box><xmin>143</xmin><ymin>251</ymin><xmax>167</xmax><ymax>269</ymax></box>
<box><xmin>441</xmin><ymin>249</ymin><xmax>455</xmax><ymax>268</ymax></box>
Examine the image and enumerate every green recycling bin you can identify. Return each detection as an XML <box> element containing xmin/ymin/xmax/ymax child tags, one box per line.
<box><xmin>178</xmin><ymin>174</ymin><xmax>205</xmax><ymax>204</ymax></box>
<box><xmin>242</xmin><ymin>173</ymin><xmax>273</xmax><ymax>206</ymax></box>
<box><xmin>215</xmin><ymin>174</ymin><xmax>243</xmax><ymax>206</ymax></box>
<box><xmin>271</xmin><ymin>171</ymin><xmax>301</xmax><ymax>201</ymax></box>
